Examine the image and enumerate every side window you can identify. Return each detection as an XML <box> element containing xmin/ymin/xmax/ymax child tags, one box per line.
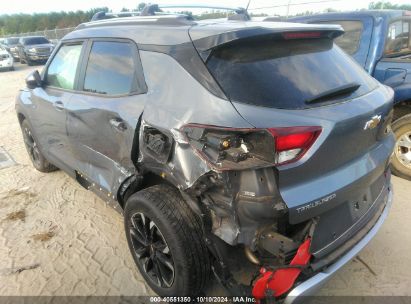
<box><xmin>385</xmin><ymin>19</ymin><xmax>411</xmax><ymax>57</ymax></box>
<box><xmin>83</xmin><ymin>41</ymin><xmax>144</xmax><ymax>96</ymax></box>
<box><xmin>47</xmin><ymin>43</ymin><xmax>83</xmax><ymax>90</ymax></box>
<box><xmin>319</xmin><ymin>20</ymin><xmax>363</xmax><ymax>55</ymax></box>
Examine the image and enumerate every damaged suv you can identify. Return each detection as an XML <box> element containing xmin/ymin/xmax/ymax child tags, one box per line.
<box><xmin>15</xmin><ymin>8</ymin><xmax>395</xmax><ymax>302</ymax></box>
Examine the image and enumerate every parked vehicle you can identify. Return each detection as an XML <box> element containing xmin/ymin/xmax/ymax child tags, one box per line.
<box><xmin>289</xmin><ymin>10</ymin><xmax>411</xmax><ymax>180</ymax></box>
<box><xmin>2</xmin><ymin>37</ymin><xmax>20</xmax><ymax>61</ymax></box>
<box><xmin>17</xmin><ymin>36</ymin><xmax>54</xmax><ymax>65</ymax></box>
<box><xmin>16</xmin><ymin>7</ymin><xmax>395</xmax><ymax>302</ymax></box>
<box><xmin>0</xmin><ymin>45</ymin><xmax>14</xmax><ymax>71</ymax></box>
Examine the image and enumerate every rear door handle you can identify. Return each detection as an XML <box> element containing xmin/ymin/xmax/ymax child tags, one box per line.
<box><xmin>109</xmin><ymin>118</ymin><xmax>127</xmax><ymax>132</ymax></box>
<box><xmin>53</xmin><ymin>101</ymin><xmax>64</xmax><ymax>111</ymax></box>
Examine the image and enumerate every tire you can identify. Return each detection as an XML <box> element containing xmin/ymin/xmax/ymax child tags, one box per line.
<box><xmin>391</xmin><ymin>114</ymin><xmax>411</xmax><ymax>180</ymax></box>
<box><xmin>124</xmin><ymin>184</ymin><xmax>211</xmax><ymax>296</ymax></box>
<box><xmin>20</xmin><ymin>119</ymin><xmax>58</xmax><ymax>173</ymax></box>
<box><xmin>27</xmin><ymin>59</ymin><xmax>33</xmax><ymax>66</ymax></box>
<box><xmin>9</xmin><ymin>66</ymin><xmax>14</xmax><ymax>71</ymax></box>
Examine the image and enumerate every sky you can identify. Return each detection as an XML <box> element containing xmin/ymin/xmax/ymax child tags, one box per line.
<box><xmin>0</xmin><ymin>0</ymin><xmax>410</xmax><ymax>16</ymax></box>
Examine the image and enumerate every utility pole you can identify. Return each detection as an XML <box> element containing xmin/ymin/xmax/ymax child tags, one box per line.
<box><xmin>286</xmin><ymin>0</ymin><xmax>292</xmax><ymax>18</ymax></box>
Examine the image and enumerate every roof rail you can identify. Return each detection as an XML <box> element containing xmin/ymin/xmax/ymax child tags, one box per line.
<box><xmin>90</xmin><ymin>4</ymin><xmax>250</xmax><ymax>23</ymax></box>
<box><xmin>91</xmin><ymin>11</ymin><xmax>142</xmax><ymax>21</ymax></box>
<box><xmin>141</xmin><ymin>4</ymin><xmax>250</xmax><ymax>20</ymax></box>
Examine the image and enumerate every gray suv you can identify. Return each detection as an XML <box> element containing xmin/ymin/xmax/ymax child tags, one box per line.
<box><xmin>15</xmin><ymin>8</ymin><xmax>395</xmax><ymax>302</ymax></box>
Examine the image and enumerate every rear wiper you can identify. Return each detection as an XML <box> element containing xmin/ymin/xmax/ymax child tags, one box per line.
<box><xmin>305</xmin><ymin>82</ymin><xmax>361</xmax><ymax>104</ymax></box>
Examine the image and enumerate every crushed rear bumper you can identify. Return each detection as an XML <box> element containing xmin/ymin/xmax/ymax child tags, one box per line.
<box><xmin>284</xmin><ymin>185</ymin><xmax>393</xmax><ymax>304</ymax></box>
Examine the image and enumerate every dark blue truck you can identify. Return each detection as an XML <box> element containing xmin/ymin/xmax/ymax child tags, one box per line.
<box><xmin>289</xmin><ymin>10</ymin><xmax>411</xmax><ymax>180</ymax></box>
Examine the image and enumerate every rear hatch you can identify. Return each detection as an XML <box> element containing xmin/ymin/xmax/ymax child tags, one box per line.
<box><xmin>191</xmin><ymin>23</ymin><xmax>395</xmax><ymax>257</ymax></box>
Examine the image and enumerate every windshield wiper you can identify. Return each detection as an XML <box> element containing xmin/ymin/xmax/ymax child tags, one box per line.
<box><xmin>305</xmin><ymin>82</ymin><xmax>361</xmax><ymax>104</ymax></box>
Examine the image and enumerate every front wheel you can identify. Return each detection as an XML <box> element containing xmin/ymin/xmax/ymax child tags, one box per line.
<box><xmin>124</xmin><ymin>184</ymin><xmax>211</xmax><ymax>296</ymax></box>
<box><xmin>20</xmin><ymin>119</ymin><xmax>58</xmax><ymax>173</ymax></box>
<box><xmin>391</xmin><ymin>114</ymin><xmax>411</xmax><ymax>180</ymax></box>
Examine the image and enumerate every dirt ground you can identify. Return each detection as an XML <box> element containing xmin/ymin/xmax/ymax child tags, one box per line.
<box><xmin>0</xmin><ymin>63</ymin><xmax>410</xmax><ymax>297</ymax></box>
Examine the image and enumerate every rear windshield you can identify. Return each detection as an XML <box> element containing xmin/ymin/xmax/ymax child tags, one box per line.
<box><xmin>23</xmin><ymin>37</ymin><xmax>49</xmax><ymax>45</ymax></box>
<box><xmin>317</xmin><ymin>20</ymin><xmax>363</xmax><ymax>55</ymax></box>
<box><xmin>385</xmin><ymin>19</ymin><xmax>411</xmax><ymax>57</ymax></box>
<box><xmin>206</xmin><ymin>38</ymin><xmax>377</xmax><ymax>109</ymax></box>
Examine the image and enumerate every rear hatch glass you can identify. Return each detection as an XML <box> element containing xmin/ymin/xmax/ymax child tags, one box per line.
<box><xmin>206</xmin><ymin>37</ymin><xmax>377</xmax><ymax>109</ymax></box>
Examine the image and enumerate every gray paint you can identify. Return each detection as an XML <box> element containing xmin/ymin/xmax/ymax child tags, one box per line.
<box><xmin>15</xmin><ymin>16</ymin><xmax>396</xmax><ymax>295</ymax></box>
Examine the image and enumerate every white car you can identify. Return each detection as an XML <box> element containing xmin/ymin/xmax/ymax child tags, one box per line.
<box><xmin>0</xmin><ymin>45</ymin><xmax>14</xmax><ymax>71</ymax></box>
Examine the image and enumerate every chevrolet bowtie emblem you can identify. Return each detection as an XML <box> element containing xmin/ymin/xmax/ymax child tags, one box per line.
<box><xmin>364</xmin><ymin>115</ymin><xmax>382</xmax><ymax>130</ymax></box>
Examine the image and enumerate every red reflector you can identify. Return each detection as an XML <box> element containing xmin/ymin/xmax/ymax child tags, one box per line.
<box><xmin>276</xmin><ymin>132</ymin><xmax>316</xmax><ymax>152</ymax></box>
<box><xmin>283</xmin><ymin>31</ymin><xmax>322</xmax><ymax>39</ymax></box>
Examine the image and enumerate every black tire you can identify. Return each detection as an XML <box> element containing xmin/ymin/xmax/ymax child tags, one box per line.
<box><xmin>27</xmin><ymin>59</ymin><xmax>33</xmax><ymax>66</ymax></box>
<box><xmin>391</xmin><ymin>114</ymin><xmax>411</xmax><ymax>180</ymax></box>
<box><xmin>21</xmin><ymin>119</ymin><xmax>58</xmax><ymax>173</ymax></box>
<box><xmin>124</xmin><ymin>184</ymin><xmax>211</xmax><ymax>296</ymax></box>
<box><xmin>9</xmin><ymin>66</ymin><xmax>14</xmax><ymax>71</ymax></box>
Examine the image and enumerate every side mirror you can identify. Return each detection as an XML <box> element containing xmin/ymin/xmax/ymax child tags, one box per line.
<box><xmin>25</xmin><ymin>70</ymin><xmax>42</xmax><ymax>89</ymax></box>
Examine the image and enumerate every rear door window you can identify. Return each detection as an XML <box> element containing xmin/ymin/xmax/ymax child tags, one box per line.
<box><xmin>317</xmin><ymin>20</ymin><xmax>363</xmax><ymax>54</ymax></box>
<box><xmin>385</xmin><ymin>19</ymin><xmax>411</xmax><ymax>57</ymax></box>
<box><xmin>47</xmin><ymin>43</ymin><xmax>83</xmax><ymax>90</ymax></box>
<box><xmin>206</xmin><ymin>38</ymin><xmax>377</xmax><ymax>109</ymax></box>
<box><xmin>82</xmin><ymin>41</ymin><xmax>145</xmax><ymax>96</ymax></box>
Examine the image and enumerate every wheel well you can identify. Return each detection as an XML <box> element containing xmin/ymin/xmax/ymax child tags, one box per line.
<box><xmin>394</xmin><ymin>100</ymin><xmax>411</xmax><ymax>121</ymax></box>
<box><xmin>118</xmin><ymin>171</ymin><xmax>173</xmax><ymax>209</ymax></box>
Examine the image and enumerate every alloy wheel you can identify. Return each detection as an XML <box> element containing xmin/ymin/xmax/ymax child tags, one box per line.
<box><xmin>22</xmin><ymin>127</ymin><xmax>41</xmax><ymax>167</ymax></box>
<box><xmin>129</xmin><ymin>212</ymin><xmax>175</xmax><ymax>288</ymax></box>
<box><xmin>395</xmin><ymin>131</ymin><xmax>411</xmax><ymax>169</ymax></box>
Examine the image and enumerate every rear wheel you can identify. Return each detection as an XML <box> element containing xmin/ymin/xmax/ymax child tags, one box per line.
<box><xmin>391</xmin><ymin>114</ymin><xmax>411</xmax><ymax>180</ymax></box>
<box><xmin>124</xmin><ymin>184</ymin><xmax>211</xmax><ymax>296</ymax></box>
<box><xmin>21</xmin><ymin>119</ymin><xmax>58</xmax><ymax>173</ymax></box>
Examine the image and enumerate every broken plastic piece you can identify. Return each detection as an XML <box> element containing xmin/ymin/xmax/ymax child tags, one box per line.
<box><xmin>252</xmin><ymin>238</ymin><xmax>312</xmax><ymax>300</ymax></box>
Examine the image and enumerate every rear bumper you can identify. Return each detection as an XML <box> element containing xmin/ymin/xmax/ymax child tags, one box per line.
<box><xmin>284</xmin><ymin>186</ymin><xmax>393</xmax><ymax>304</ymax></box>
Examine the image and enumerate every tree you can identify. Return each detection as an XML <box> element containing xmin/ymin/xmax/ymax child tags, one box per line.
<box><xmin>0</xmin><ymin>7</ymin><xmax>109</xmax><ymax>35</ymax></box>
<box><xmin>369</xmin><ymin>1</ymin><xmax>411</xmax><ymax>10</ymax></box>
<box><xmin>137</xmin><ymin>3</ymin><xmax>147</xmax><ymax>11</ymax></box>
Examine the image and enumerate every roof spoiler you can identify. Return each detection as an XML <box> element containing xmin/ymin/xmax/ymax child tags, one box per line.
<box><xmin>192</xmin><ymin>26</ymin><xmax>345</xmax><ymax>53</ymax></box>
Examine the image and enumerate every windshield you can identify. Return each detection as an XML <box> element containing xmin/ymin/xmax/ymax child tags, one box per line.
<box><xmin>206</xmin><ymin>38</ymin><xmax>378</xmax><ymax>109</ymax></box>
<box><xmin>24</xmin><ymin>37</ymin><xmax>50</xmax><ymax>45</ymax></box>
<box><xmin>5</xmin><ymin>38</ymin><xmax>19</xmax><ymax>45</ymax></box>
<box><xmin>385</xmin><ymin>19</ymin><xmax>411</xmax><ymax>57</ymax></box>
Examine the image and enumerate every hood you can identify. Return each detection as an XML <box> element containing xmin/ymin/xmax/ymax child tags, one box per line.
<box><xmin>24</xmin><ymin>43</ymin><xmax>54</xmax><ymax>49</ymax></box>
<box><xmin>0</xmin><ymin>49</ymin><xmax>10</xmax><ymax>56</ymax></box>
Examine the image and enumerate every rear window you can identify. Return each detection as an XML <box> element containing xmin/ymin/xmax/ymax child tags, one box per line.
<box><xmin>317</xmin><ymin>20</ymin><xmax>363</xmax><ymax>54</ymax></box>
<box><xmin>385</xmin><ymin>19</ymin><xmax>411</xmax><ymax>57</ymax></box>
<box><xmin>206</xmin><ymin>38</ymin><xmax>377</xmax><ymax>109</ymax></box>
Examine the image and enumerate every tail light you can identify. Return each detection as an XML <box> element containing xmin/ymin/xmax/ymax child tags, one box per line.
<box><xmin>181</xmin><ymin>124</ymin><xmax>321</xmax><ymax>170</ymax></box>
<box><xmin>268</xmin><ymin>127</ymin><xmax>322</xmax><ymax>165</ymax></box>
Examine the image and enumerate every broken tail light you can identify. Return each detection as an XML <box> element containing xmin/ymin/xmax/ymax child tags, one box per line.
<box><xmin>181</xmin><ymin>124</ymin><xmax>321</xmax><ymax>170</ymax></box>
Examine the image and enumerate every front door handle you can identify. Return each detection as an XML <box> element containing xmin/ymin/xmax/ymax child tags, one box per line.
<box><xmin>109</xmin><ymin>118</ymin><xmax>127</xmax><ymax>132</ymax></box>
<box><xmin>53</xmin><ymin>101</ymin><xmax>64</xmax><ymax>111</ymax></box>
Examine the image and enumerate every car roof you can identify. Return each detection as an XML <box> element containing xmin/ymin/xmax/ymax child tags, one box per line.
<box><xmin>65</xmin><ymin>15</ymin><xmax>343</xmax><ymax>47</ymax></box>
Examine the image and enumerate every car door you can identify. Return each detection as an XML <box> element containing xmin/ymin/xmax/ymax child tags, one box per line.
<box><xmin>65</xmin><ymin>39</ymin><xmax>147</xmax><ymax>195</ymax></box>
<box><xmin>30</xmin><ymin>41</ymin><xmax>85</xmax><ymax>173</ymax></box>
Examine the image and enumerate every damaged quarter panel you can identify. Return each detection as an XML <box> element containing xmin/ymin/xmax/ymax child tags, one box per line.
<box><xmin>138</xmin><ymin>50</ymin><xmax>254</xmax><ymax>189</ymax></box>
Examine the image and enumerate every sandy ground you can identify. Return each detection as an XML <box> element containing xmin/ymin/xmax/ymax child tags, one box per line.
<box><xmin>0</xmin><ymin>63</ymin><xmax>410</xmax><ymax>297</ymax></box>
